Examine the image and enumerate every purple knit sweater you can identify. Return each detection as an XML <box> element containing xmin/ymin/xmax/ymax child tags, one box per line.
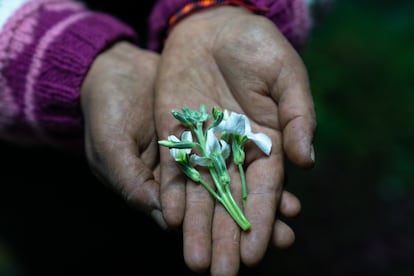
<box><xmin>0</xmin><ymin>0</ymin><xmax>136</xmax><ymax>151</ymax></box>
<box><xmin>0</xmin><ymin>0</ymin><xmax>311</xmax><ymax>151</ymax></box>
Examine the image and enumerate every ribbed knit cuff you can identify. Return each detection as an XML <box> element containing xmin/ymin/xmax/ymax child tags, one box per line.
<box><xmin>0</xmin><ymin>0</ymin><xmax>136</xmax><ymax>151</ymax></box>
<box><xmin>259</xmin><ymin>0</ymin><xmax>311</xmax><ymax>50</ymax></box>
<box><xmin>148</xmin><ymin>0</ymin><xmax>311</xmax><ymax>52</ymax></box>
<box><xmin>165</xmin><ymin>0</ymin><xmax>267</xmax><ymax>40</ymax></box>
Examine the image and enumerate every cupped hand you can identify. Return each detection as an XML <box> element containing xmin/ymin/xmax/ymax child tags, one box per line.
<box><xmin>155</xmin><ymin>6</ymin><xmax>316</xmax><ymax>275</ymax></box>
<box><xmin>80</xmin><ymin>41</ymin><xmax>167</xmax><ymax>229</ymax></box>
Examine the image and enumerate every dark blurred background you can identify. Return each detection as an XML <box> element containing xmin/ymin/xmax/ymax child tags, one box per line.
<box><xmin>262</xmin><ymin>0</ymin><xmax>414</xmax><ymax>274</ymax></box>
<box><xmin>1</xmin><ymin>0</ymin><xmax>413</xmax><ymax>275</ymax></box>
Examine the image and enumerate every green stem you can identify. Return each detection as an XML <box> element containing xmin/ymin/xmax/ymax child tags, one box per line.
<box><xmin>238</xmin><ymin>164</ymin><xmax>247</xmax><ymax>207</ymax></box>
<box><xmin>199</xmin><ymin>178</ymin><xmax>222</xmax><ymax>203</ymax></box>
<box><xmin>222</xmin><ymin>187</ymin><xmax>251</xmax><ymax>231</ymax></box>
<box><xmin>194</xmin><ymin>125</ymin><xmax>207</xmax><ymax>155</ymax></box>
<box><xmin>209</xmin><ymin>165</ymin><xmax>250</xmax><ymax>231</ymax></box>
<box><xmin>194</xmin><ymin>123</ymin><xmax>250</xmax><ymax>230</ymax></box>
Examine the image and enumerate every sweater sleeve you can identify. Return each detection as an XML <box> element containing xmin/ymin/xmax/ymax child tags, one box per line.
<box><xmin>147</xmin><ymin>0</ymin><xmax>312</xmax><ymax>52</ymax></box>
<box><xmin>0</xmin><ymin>0</ymin><xmax>136</xmax><ymax>151</ymax></box>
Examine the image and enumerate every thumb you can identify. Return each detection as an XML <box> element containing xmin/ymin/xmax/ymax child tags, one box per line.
<box><xmin>272</xmin><ymin>54</ymin><xmax>317</xmax><ymax>169</ymax></box>
<box><xmin>116</xmin><ymin>158</ymin><xmax>168</xmax><ymax>231</ymax></box>
<box><xmin>86</xmin><ymin>141</ymin><xmax>168</xmax><ymax>231</ymax></box>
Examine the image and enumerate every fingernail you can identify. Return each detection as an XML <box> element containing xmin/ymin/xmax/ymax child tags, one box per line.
<box><xmin>151</xmin><ymin>209</ymin><xmax>168</xmax><ymax>231</ymax></box>
<box><xmin>310</xmin><ymin>144</ymin><xmax>315</xmax><ymax>163</ymax></box>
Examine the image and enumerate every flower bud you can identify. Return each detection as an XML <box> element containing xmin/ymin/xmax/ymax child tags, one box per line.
<box><xmin>211</xmin><ymin>152</ymin><xmax>230</xmax><ymax>186</ymax></box>
<box><xmin>158</xmin><ymin>140</ymin><xmax>197</xmax><ymax>149</ymax></box>
<box><xmin>232</xmin><ymin>139</ymin><xmax>245</xmax><ymax>165</ymax></box>
<box><xmin>179</xmin><ymin>164</ymin><xmax>201</xmax><ymax>182</ymax></box>
<box><xmin>171</xmin><ymin>110</ymin><xmax>193</xmax><ymax>128</ymax></box>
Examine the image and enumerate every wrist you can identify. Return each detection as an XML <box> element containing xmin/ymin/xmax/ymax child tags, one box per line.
<box><xmin>82</xmin><ymin>42</ymin><xmax>158</xmax><ymax>99</ymax></box>
<box><xmin>167</xmin><ymin>0</ymin><xmax>266</xmax><ymax>35</ymax></box>
<box><xmin>165</xmin><ymin>6</ymin><xmax>251</xmax><ymax>45</ymax></box>
<box><xmin>148</xmin><ymin>0</ymin><xmax>312</xmax><ymax>52</ymax></box>
<box><xmin>148</xmin><ymin>0</ymin><xmax>266</xmax><ymax>52</ymax></box>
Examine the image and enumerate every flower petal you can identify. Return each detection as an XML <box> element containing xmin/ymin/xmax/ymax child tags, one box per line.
<box><xmin>190</xmin><ymin>154</ymin><xmax>210</xmax><ymax>166</ymax></box>
<box><xmin>244</xmin><ymin>114</ymin><xmax>252</xmax><ymax>134</ymax></box>
<box><xmin>206</xmin><ymin>129</ymin><xmax>220</xmax><ymax>155</ymax></box>
<box><xmin>214</xmin><ymin>112</ymin><xmax>246</xmax><ymax>135</ymax></box>
<box><xmin>167</xmin><ymin>135</ymin><xmax>180</xmax><ymax>160</ymax></box>
<box><xmin>220</xmin><ymin>139</ymin><xmax>230</xmax><ymax>159</ymax></box>
<box><xmin>181</xmin><ymin>131</ymin><xmax>193</xmax><ymax>142</ymax></box>
<box><xmin>247</xmin><ymin>132</ymin><xmax>272</xmax><ymax>155</ymax></box>
<box><xmin>170</xmin><ymin>147</ymin><xmax>180</xmax><ymax>161</ymax></box>
<box><xmin>168</xmin><ymin>133</ymin><xmax>192</xmax><ymax>161</ymax></box>
<box><xmin>168</xmin><ymin>135</ymin><xmax>179</xmax><ymax>142</ymax></box>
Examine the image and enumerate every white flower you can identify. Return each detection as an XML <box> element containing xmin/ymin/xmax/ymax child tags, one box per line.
<box><xmin>191</xmin><ymin>129</ymin><xmax>230</xmax><ymax>166</ymax></box>
<box><xmin>168</xmin><ymin>131</ymin><xmax>193</xmax><ymax>162</ymax></box>
<box><xmin>213</xmin><ymin>111</ymin><xmax>272</xmax><ymax>155</ymax></box>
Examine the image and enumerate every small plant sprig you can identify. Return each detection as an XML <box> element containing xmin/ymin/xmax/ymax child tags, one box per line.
<box><xmin>158</xmin><ymin>104</ymin><xmax>272</xmax><ymax>231</ymax></box>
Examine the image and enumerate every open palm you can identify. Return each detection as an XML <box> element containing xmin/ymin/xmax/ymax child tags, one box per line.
<box><xmin>155</xmin><ymin>7</ymin><xmax>316</xmax><ymax>275</ymax></box>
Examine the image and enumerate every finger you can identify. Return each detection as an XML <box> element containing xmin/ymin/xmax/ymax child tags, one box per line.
<box><xmin>272</xmin><ymin>191</ymin><xmax>300</xmax><ymax>249</ymax></box>
<box><xmin>272</xmin><ymin>219</ymin><xmax>295</xmax><ymax>249</ymax></box>
<box><xmin>159</xmin><ymin>145</ymin><xmax>187</xmax><ymax>227</ymax></box>
<box><xmin>210</xmin><ymin>165</ymin><xmax>242</xmax><ymax>276</ymax></box>
<box><xmin>279</xmin><ymin>190</ymin><xmax>301</xmax><ymax>218</ymax></box>
<box><xmin>118</xmin><ymin>157</ymin><xmax>167</xmax><ymax>231</ymax></box>
<box><xmin>241</xmin><ymin>152</ymin><xmax>284</xmax><ymax>266</ymax></box>
<box><xmin>182</xmin><ymin>175</ymin><xmax>214</xmax><ymax>273</ymax></box>
<box><xmin>155</xmin><ymin>73</ymin><xmax>198</xmax><ymax>228</ymax></box>
<box><xmin>154</xmin><ymin>84</ymin><xmax>190</xmax><ymax>227</ymax></box>
<box><xmin>245</xmin><ymin>154</ymin><xmax>301</xmax><ymax>219</ymax></box>
<box><xmin>86</xmin><ymin>140</ymin><xmax>168</xmax><ymax>230</ymax></box>
<box><xmin>272</xmin><ymin>53</ymin><xmax>317</xmax><ymax>169</ymax></box>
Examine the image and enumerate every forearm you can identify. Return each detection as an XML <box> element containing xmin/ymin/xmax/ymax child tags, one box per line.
<box><xmin>0</xmin><ymin>0</ymin><xmax>136</xmax><ymax>151</ymax></box>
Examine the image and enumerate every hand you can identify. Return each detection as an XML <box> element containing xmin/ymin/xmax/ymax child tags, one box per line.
<box><xmin>78</xmin><ymin>40</ymin><xmax>301</xmax><ymax>275</ymax></box>
<box><xmin>80</xmin><ymin>41</ymin><xmax>167</xmax><ymax>229</ymax></box>
<box><xmin>155</xmin><ymin>6</ymin><xmax>316</xmax><ymax>275</ymax></box>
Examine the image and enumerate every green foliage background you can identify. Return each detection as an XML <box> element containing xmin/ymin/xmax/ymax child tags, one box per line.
<box><xmin>257</xmin><ymin>0</ymin><xmax>414</xmax><ymax>274</ymax></box>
